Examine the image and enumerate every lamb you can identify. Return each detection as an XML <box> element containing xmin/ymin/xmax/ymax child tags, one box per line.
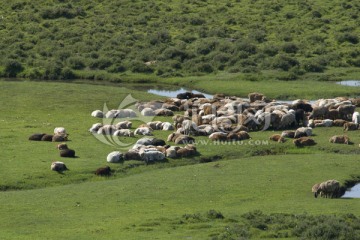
<box><xmin>95</xmin><ymin>166</ymin><xmax>111</xmax><ymax>176</ymax></box>
<box><xmin>51</xmin><ymin>161</ymin><xmax>68</xmax><ymax>172</ymax></box>
<box><xmin>352</xmin><ymin>112</ymin><xmax>360</xmax><ymax>124</ymax></box>
<box><xmin>107</xmin><ymin>151</ymin><xmax>124</xmax><ymax>163</ymax></box>
<box><xmin>315</xmin><ymin>179</ymin><xmax>340</xmax><ymax>198</ymax></box>
<box><xmin>29</xmin><ymin>133</ymin><xmax>46</xmax><ymax>141</ymax></box>
<box><xmin>293</xmin><ymin>137</ymin><xmax>316</xmax><ymax>147</ymax></box>
<box><xmin>329</xmin><ymin>135</ymin><xmax>350</xmax><ymax>144</ymax></box>
<box><xmin>91</xmin><ymin>110</ymin><xmax>104</xmax><ymax>118</ymax></box>
<box><xmin>269</xmin><ymin>134</ymin><xmax>286</xmax><ymax>143</ymax></box>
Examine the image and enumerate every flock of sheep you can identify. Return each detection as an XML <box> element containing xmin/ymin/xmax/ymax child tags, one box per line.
<box><xmin>30</xmin><ymin>90</ymin><xmax>360</xmax><ymax>197</ymax></box>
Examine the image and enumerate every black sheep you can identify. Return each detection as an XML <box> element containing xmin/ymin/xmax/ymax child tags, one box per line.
<box><xmin>41</xmin><ymin>134</ymin><xmax>53</xmax><ymax>141</ymax></box>
<box><xmin>60</xmin><ymin>149</ymin><xmax>76</xmax><ymax>158</ymax></box>
<box><xmin>29</xmin><ymin>133</ymin><xmax>46</xmax><ymax>141</ymax></box>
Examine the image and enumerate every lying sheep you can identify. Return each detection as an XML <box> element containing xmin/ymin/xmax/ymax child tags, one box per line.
<box><xmin>95</xmin><ymin>166</ymin><xmax>111</xmax><ymax>176</ymax></box>
<box><xmin>162</xmin><ymin>122</ymin><xmax>174</xmax><ymax>131</ymax></box>
<box><xmin>333</xmin><ymin>119</ymin><xmax>346</xmax><ymax>127</ymax></box>
<box><xmin>97</xmin><ymin>125</ymin><xmax>116</xmax><ymax>135</ymax></box>
<box><xmin>329</xmin><ymin>135</ymin><xmax>350</xmax><ymax>144</ymax></box>
<box><xmin>315</xmin><ymin>179</ymin><xmax>340</xmax><ymax>198</ymax></box>
<box><xmin>29</xmin><ymin>133</ymin><xmax>46</xmax><ymax>141</ymax></box>
<box><xmin>115</xmin><ymin>121</ymin><xmax>132</xmax><ymax>129</ymax></box>
<box><xmin>54</xmin><ymin>127</ymin><xmax>66</xmax><ymax>135</ymax></box>
<box><xmin>294</xmin><ymin>127</ymin><xmax>312</xmax><ymax>138</ymax></box>
<box><xmin>91</xmin><ymin>110</ymin><xmax>104</xmax><ymax>118</ymax></box>
<box><xmin>141</xmin><ymin>107</ymin><xmax>155</xmax><ymax>116</ymax></box>
<box><xmin>293</xmin><ymin>137</ymin><xmax>316</xmax><ymax>147</ymax></box>
<box><xmin>124</xmin><ymin>149</ymin><xmax>142</xmax><ymax>160</ymax></box>
<box><xmin>155</xmin><ymin>108</ymin><xmax>174</xmax><ymax>116</ymax></box>
<box><xmin>113</xmin><ymin>129</ymin><xmax>134</xmax><ymax>137</ymax></box>
<box><xmin>165</xmin><ymin>146</ymin><xmax>180</xmax><ymax>158</ymax></box>
<box><xmin>209</xmin><ymin>132</ymin><xmax>228</xmax><ymax>141</ymax></box>
<box><xmin>134</xmin><ymin>126</ymin><xmax>153</xmax><ymax>136</ymax></box>
<box><xmin>107</xmin><ymin>151</ymin><xmax>124</xmax><ymax>163</ymax></box>
<box><xmin>52</xmin><ymin>133</ymin><xmax>68</xmax><ymax>142</ymax></box>
<box><xmin>89</xmin><ymin>123</ymin><xmax>103</xmax><ymax>133</ymax></box>
<box><xmin>139</xmin><ymin>147</ymin><xmax>165</xmax><ymax>164</ymax></box>
<box><xmin>176</xmin><ymin>145</ymin><xmax>197</xmax><ymax>158</ymax></box>
<box><xmin>57</xmin><ymin>143</ymin><xmax>75</xmax><ymax>157</ymax></box>
<box><xmin>147</xmin><ymin>121</ymin><xmax>163</xmax><ymax>130</ymax></box>
<box><xmin>353</xmin><ymin>112</ymin><xmax>360</xmax><ymax>124</ymax></box>
<box><xmin>51</xmin><ymin>161</ymin><xmax>68</xmax><ymax>172</ymax></box>
<box><xmin>41</xmin><ymin>134</ymin><xmax>53</xmax><ymax>142</ymax></box>
<box><xmin>174</xmin><ymin>135</ymin><xmax>195</xmax><ymax>144</ymax></box>
<box><xmin>281</xmin><ymin>130</ymin><xmax>295</xmax><ymax>138</ymax></box>
<box><xmin>269</xmin><ymin>134</ymin><xmax>285</xmax><ymax>143</ymax></box>
<box><xmin>343</xmin><ymin>122</ymin><xmax>359</xmax><ymax>131</ymax></box>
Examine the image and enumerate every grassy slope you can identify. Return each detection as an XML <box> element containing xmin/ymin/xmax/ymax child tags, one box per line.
<box><xmin>1</xmin><ymin>0</ymin><xmax>360</xmax><ymax>81</ymax></box>
<box><xmin>0</xmin><ymin>154</ymin><xmax>360</xmax><ymax>239</ymax></box>
<box><xmin>0</xmin><ymin>80</ymin><xmax>360</xmax><ymax>239</ymax></box>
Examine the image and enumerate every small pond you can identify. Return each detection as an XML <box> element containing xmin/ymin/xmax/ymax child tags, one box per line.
<box><xmin>342</xmin><ymin>184</ymin><xmax>360</xmax><ymax>198</ymax></box>
<box><xmin>147</xmin><ymin>87</ymin><xmax>213</xmax><ymax>99</ymax></box>
<box><xmin>336</xmin><ymin>80</ymin><xmax>360</xmax><ymax>87</ymax></box>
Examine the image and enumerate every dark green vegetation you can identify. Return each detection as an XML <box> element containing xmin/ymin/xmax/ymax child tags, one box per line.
<box><xmin>1</xmin><ymin>0</ymin><xmax>360</xmax><ymax>82</ymax></box>
<box><xmin>0</xmin><ymin>80</ymin><xmax>360</xmax><ymax>239</ymax></box>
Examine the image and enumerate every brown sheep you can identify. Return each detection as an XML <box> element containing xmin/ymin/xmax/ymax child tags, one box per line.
<box><xmin>60</xmin><ymin>149</ymin><xmax>76</xmax><ymax>158</ymax></box>
<box><xmin>95</xmin><ymin>166</ymin><xmax>111</xmax><ymax>176</ymax></box>
<box><xmin>248</xmin><ymin>92</ymin><xmax>266</xmax><ymax>103</ymax></box>
<box><xmin>174</xmin><ymin>135</ymin><xmax>195</xmax><ymax>144</ymax></box>
<box><xmin>176</xmin><ymin>145</ymin><xmax>197</xmax><ymax>158</ymax></box>
<box><xmin>281</xmin><ymin>130</ymin><xmax>295</xmax><ymax>138</ymax></box>
<box><xmin>329</xmin><ymin>135</ymin><xmax>350</xmax><ymax>144</ymax></box>
<box><xmin>209</xmin><ymin>132</ymin><xmax>228</xmax><ymax>141</ymax></box>
<box><xmin>293</xmin><ymin>137</ymin><xmax>316</xmax><ymax>147</ymax></box>
<box><xmin>124</xmin><ymin>149</ymin><xmax>142</xmax><ymax>160</ymax></box>
<box><xmin>343</xmin><ymin>122</ymin><xmax>359</xmax><ymax>131</ymax></box>
<box><xmin>333</xmin><ymin>119</ymin><xmax>346</xmax><ymax>127</ymax></box>
<box><xmin>57</xmin><ymin>143</ymin><xmax>68</xmax><ymax>150</ymax></box>
<box><xmin>269</xmin><ymin>134</ymin><xmax>285</xmax><ymax>143</ymax></box>
<box><xmin>29</xmin><ymin>133</ymin><xmax>46</xmax><ymax>141</ymax></box>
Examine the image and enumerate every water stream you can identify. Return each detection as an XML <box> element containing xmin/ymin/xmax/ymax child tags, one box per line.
<box><xmin>342</xmin><ymin>184</ymin><xmax>360</xmax><ymax>198</ymax></box>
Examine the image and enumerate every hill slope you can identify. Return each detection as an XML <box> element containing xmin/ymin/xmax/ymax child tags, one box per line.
<box><xmin>1</xmin><ymin>0</ymin><xmax>360</xmax><ymax>80</ymax></box>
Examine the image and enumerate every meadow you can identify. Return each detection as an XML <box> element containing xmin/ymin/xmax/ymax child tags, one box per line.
<box><xmin>0</xmin><ymin>80</ymin><xmax>360</xmax><ymax>239</ymax></box>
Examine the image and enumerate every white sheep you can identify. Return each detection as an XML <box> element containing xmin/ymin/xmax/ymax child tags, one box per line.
<box><xmin>134</xmin><ymin>126</ymin><xmax>153</xmax><ymax>136</ymax></box>
<box><xmin>161</xmin><ymin>122</ymin><xmax>174</xmax><ymax>131</ymax></box>
<box><xmin>141</xmin><ymin>107</ymin><xmax>155</xmax><ymax>116</ymax></box>
<box><xmin>105</xmin><ymin>109</ymin><xmax>120</xmax><ymax>118</ymax></box>
<box><xmin>113</xmin><ymin>129</ymin><xmax>134</xmax><ymax>137</ymax></box>
<box><xmin>352</xmin><ymin>112</ymin><xmax>360</xmax><ymax>124</ymax></box>
<box><xmin>115</xmin><ymin>120</ymin><xmax>132</xmax><ymax>129</ymax></box>
<box><xmin>294</xmin><ymin>127</ymin><xmax>312</xmax><ymax>138</ymax></box>
<box><xmin>139</xmin><ymin>147</ymin><xmax>165</xmax><ymax>163</ymax></box>
<box><xmin>51</xmin><ymin>161</ymin><xmax>68</xmax><ymax>172</ymax></box>
<box><xmin>54</xmin><ymin>127</ymin><xmax>66</xmax><ymax>135</ymax></box>
<box><xmin>107</xmin><ymin>151</ymin><xmax>124</xmax><ymax>163</ymax></box>
<box><xmin>89</xmin><ymin>123</ymin><xmax>103</xmax><ymax>133</ymax></box>
<box><xmin>91</xmin><ymin>110</ymin><xmax>104</xmax><ymax>118</ymax></box>
<box><xmin>97</xmin><ymin>125</ymin><xmax>116</xmax><ymax>135</ymax></box>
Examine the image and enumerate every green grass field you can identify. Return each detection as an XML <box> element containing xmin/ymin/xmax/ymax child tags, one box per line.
<box><xmin>0</xmin><ymin>80</ymin><xmax>360</xmax><ymax>239</ymax></box>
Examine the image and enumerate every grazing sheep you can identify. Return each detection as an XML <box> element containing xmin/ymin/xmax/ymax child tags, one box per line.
<box><xmin>29</xmin><ymin>133</ymin><xmax>46</xmax><ymax>141</ymax></box>
<box><xmin>41</xmin><ymin>134</ymin><xmax>53</xmax><ymax>141</ymax></box>
<box><xmin>52</xmin><ymin>133</ymin><xmax>68</xmax><ymax>142</ymax></box>
<box><xmin>309</xmin><ymin>106</ymin><xmax>328</xmax><ymax>120</ymax></box>
<box><xmin>315</xmin><ymin>179</ymin><xmax>340</xmax><ymax>198</ymax></box>
<box><xmin>113</xmin><ymin>129</ymin><xmax>134</xmax><ymax>137</ymax></box>
<box><xmin>312</xmin><ymin>183</ymin><xmax>321</xmax><ymax>198</ymax></box>
<box><xmin>95</xmin><ymin>166</ymin><xmax>111</xmax><ymax>176</ymax></box>
<box><xmin>51</xmin><ymin>161</ymin><xmax>68</xmax><ymax>172</ymax></box>
<box><xmin>91</xmin><ymin>110</ymin><xmax>104</xmax><ymax>118</ymax></box>
<box><xmin>329</xmin><ymin>135</ymin><xmax>350</xmax><ymax>144</ymax></box>
<box><xmin>343</xmin><ymin>122</ymin><xmax>359</xmax><ymax>131</ymax></box>
<box><xmin>107</xmin><ymin>151</ymin><xmax>124</xmax><ymax>163</ymax></box>
<box><xmin>115</xmin><ymin>121</ymin><xmax>132</xmax><ymax>129</ymax></box>
<box><xmin>269</xmin><ymin>134</ymin><xmax>286</xmax><ymax>143</ymax></box>
<box><xmin>54</xmin><ymin>127</ymin><xmax>66</xmax><ymax>135</ymax></box>
<box><xmin>293</xmin><ymin>137</ymin><xmax>316</xmax><ymax>147</ymax></box>
<box><xmin>60</xmin><ymin>149</ymin><xmax>76</xmax><ymax>158</ymax></box>
<box><xmin>134</xmin><ymin>126</ymin><xmax>153</xmax><ymax>136</ymax></box>
<box><xmin>281</xmin><ymin>130</ymin><xmax>295</xmax><ymax>138</ymax></box>
<box><xmin>294</xmin><ymin>127</ymin><xmax>312</xmax><ymax>138</ymax></box>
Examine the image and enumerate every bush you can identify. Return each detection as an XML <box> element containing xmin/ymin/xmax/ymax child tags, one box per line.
<box><xmin>303</xmin><ymin>58</ymin><xmax>327</xmax><ymax>72</ymax></box>
<box><xmin>271</xmin><ymin>55</ymin><xmax>299</xmax><ymax>71</ymax></box>
<box><xmin>4</xmin><ymin>60</ymin><xmax>24</xmax><ymax>77</ymax></box>
<box><xmin>67</xmin><ymin>57</ymin><xmax>85</xmax><ymax>70</ymax></box>
<box><xmin>282</xmin><ymin>42</ymin><xmax>299</xmax><ymax>53</ymax></box>
<box><xmin>129</xmin><ymin>60</ymin><xmax>154</xmax><ymax>73</ymax></box>
<box><xmin>336</xmin><ymin>33</ymin><xmax>359</xmax><ymax>44</ymax></box>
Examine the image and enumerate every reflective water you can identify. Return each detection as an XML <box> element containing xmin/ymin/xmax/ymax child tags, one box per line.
<box><xmin>342</xmin><ymin>184</ymin><xmax>360</xmax><ymax>198</ymax></box>
<box><xmin>147</xmin><ymin>88</ymin><xmax>213</xmax><ymax>99</ymax></box>
<box><xmin>336</xmin><ymin>80</ymin><xmax>360</xmax><ymax>87</ymax></box>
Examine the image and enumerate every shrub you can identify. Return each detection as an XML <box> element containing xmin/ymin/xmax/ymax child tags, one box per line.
<box><xmin>129</xmin><ymin>60</ymin><xmax>154</xmax><ymax>73</ymax></box>
<box><xmin>282</xmin><ymin>42</ymin><xmax>299</xmax><ymax>53</ymax></box>
<box><xmin>235</xmin><ymin>41</ymin><xmax>257</xmax><ymax>54</ymax></box>
<box><xmin>262</xmin><ymin>44</ymin><xmax>279</xmax><ymax>56</ymax></box>
<box><xmin>336</xmin><ymin>33</ymin><xmax>359</xmax><ymax>44</ymax></box>
<box><xmin>60</xmin><ymin>67</ymin><xmax>76</xmax><ymax>80</ymax></box>
<box><xmin>271</xmin><ymin>55</ymin><xmax>299</xmax><ymax>71</ymax></box>
<box><xmin>206</xmin><ymin>210</ymin><xmax>225</xmax><ymax>220</ymax></box>
<box><xmin>303</xmin><ymin>58</ymin><xmax>327</xmax><ymax>72</ymax></box>
<box><xmin>4</xmin><ymin>60</ymin><xmax>24</xmax><ymax>77</ymax></box>
<box><xmin>67</xmin><ymin>57</ymin><xmax>85</xmax><ymax>70</ymax></box>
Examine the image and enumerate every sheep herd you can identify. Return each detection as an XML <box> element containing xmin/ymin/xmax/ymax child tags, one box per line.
<box><xmin>29</xmin><ymin>90</ymin><xmax>360</xmax><ymax>198</ymax></box>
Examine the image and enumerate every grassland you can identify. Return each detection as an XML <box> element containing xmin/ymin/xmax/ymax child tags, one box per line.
<box><xmin>0</xmin><ymin>80</ymin><xmax>360</xmax><ymax>239</ymax></box>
